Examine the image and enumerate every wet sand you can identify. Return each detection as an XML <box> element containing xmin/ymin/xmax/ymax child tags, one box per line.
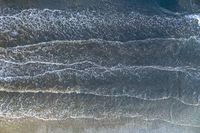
<box><xmin>0</xmin><ymin>117</ymin><xmax>199</xmax><ymax>133</ymax></box>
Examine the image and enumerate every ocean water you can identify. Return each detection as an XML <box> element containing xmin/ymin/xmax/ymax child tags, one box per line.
<box><xmin>1</xmin><ymin>0</ymin><xmax>200</xmax><ymax>133</ymax></box>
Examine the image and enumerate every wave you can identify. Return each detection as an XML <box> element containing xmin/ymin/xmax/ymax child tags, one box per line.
<box><xmin>1</xmin><ymin>38</ymin><xmax>200</xmax><ymax>104</ymax></box>
<box><xmin>1</xmin><ymin>59</ymin><xmax>200</xmax><ymax>104</ymax></box>
<box><xmin>2</xmin><ymin>38</ymin><xmax>200</xmax><ymax>66</ymax></box>
<box><xmin>0</xmin><ymin>90</ymin><xmax>199</xmax><ymax>125</ymax></box>
<box><xmin>0</xmin><ymin>9</ymin><xmax>199</xmax><ymax>47</ymax></box>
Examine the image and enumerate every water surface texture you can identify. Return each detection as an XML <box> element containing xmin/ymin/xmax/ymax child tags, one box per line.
<box><xmin>1</xmin><ymin>0</ymin><xmax>200</xmax><ymax>133</ymax></box>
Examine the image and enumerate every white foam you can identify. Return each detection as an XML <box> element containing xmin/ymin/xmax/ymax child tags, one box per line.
<box><xmin>187</xmin><ymin>14</ymin><xmax>200</xmax><ymax>25</ymax></box>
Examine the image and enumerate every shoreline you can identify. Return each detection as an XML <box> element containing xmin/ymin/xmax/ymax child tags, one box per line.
<box><xmin>0</xmin><ymin>117</ymin><xmax>199</xmax><ymax>133</ymax></box>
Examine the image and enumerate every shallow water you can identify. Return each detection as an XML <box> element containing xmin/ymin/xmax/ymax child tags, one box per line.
<box><xmin>1</xmin><ymin>117</ymin><xmax>200</xmax><ymax>133</ymax></box>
